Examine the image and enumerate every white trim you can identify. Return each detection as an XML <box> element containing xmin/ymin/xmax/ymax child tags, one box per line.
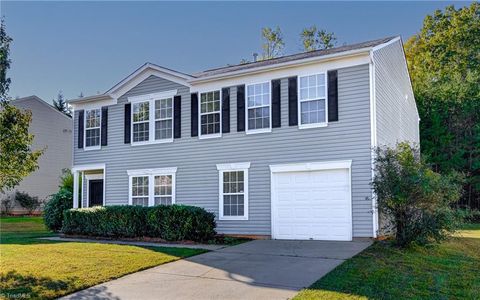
<box><xmin>245</xmin><ymin>81</ymin><xmax>272</xmax><ymax>134</ymax></box>
<box><xmin>73</xmin><ymin>171</ymin><xmax>79</xmax><ymax>208</ymax></box>
<box><xmin>127</xmin><ymin>90</ymin><xmax>178</xmax><ymax>103</ymax></box>
<box><xmin>371</xmin><ymin>36</ymin><xmax>401</xmax><ymax>52</ymax></box>
<box><xmin>270</xmin><ymin>160</ymin><xmax>353</xmax><ymax>241</ymax></box>
<box><xmin>72</xmin><ymin>163</ymin><xmax>106</xmax><ymax>172</ymax></box>
<box><xmin>85</xmin><ymin>174</ymin><xmax>104</xmax><ymax>207</ymax></box>
<box><xmin>84</xmin><ymin>108</ymin><xmax>102</xmax><ymax>151</ymax></box>
<box><xmin>218</xmin><ymin>163</ymin><xmax>250</xmax><ymax>221</ymax></box>
<box><xmin>71</xmin><ymin>98</ymin><xmax>116</xmax><ymax>111</ymax></box>
<box><xmin>198</xmin><ymin>90</ymin><xmax>222</xmax><ymax>139</ymax></box>
<box><xmin>297</xmin><ymin>72</ymin><xmax>328</xmax><ymax>129</ymax></box>
<box><xmin>368</xmin><ymin>56</ymin><xmax>379</xmax><ymax>238</ymax></box>
<box><xmin>127</xmin><ymin>167</ymin><xmax>177</xmax><ymax>206</ymax></box>
<box><xmin>71</xmin><ymin>164</ymin><xmax>106</xmax><ymax>209</ymax></box>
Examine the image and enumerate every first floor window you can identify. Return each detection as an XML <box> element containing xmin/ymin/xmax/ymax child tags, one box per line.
<box><xmin>132</xmin><ymin>101</ymin><xmax>150</xmax><ymax>142</ymax></box>
<box><xmin>131</xmin><ymin>176</ymin><xmax>149</xmax><ymax>206</ymax></box>
<box><xmin>154</xmin><ymin>175</ymin><xmax>173</xmax><ymax>205</ymax></box>
<box><xmin>246</xmin><ymin>82</ymin><xmax>270</xmax><ymax>131</ymax></box>
<box><xmin>299</xmin><ymin>73</ymin><xmax>327</xmax><ymax>126</ymax></box>
<box><xmin>200</xmin><ymin>91</ymin><xmax>221</xmax><ymax>136</ymax></box>
<box><xmin>85</xmin><ymin>108</ymin><xmax>101</xmax><ymax>148</ymax></box>
<box><xmin>217</xmin><ymin>163</ymin><xmax>250</xmax><ymax>220</ymax></box>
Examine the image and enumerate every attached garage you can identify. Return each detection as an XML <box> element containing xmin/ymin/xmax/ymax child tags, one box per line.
<box><xmin>270</xmin><ymin>161</ymin><xmax>352</xmax><ymax>241</ymax></box>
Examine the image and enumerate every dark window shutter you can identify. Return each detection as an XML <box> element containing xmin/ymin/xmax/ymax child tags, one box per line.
<box><xmin>174</xmin><ymin>95</ymin><xmax>181</xmax><ymax>138</ymax></box>
<box><xmin>124</xmin><ymin>103</ymin><xmax>131</xmax><ymax>144</ymax></box>
<box><xmin>271</xmin><ymin>79</ymin><xmax>281</xmax><ymax>128</ymax></box>
<box><xmin>78</xmin><ymin>110</ymin><xmax>84</xmax><ymax>149</ymax></box>
<box><xmin>101</xmin><ymin>107</ymin><xmax>108</xmax><ymax>146</ymax></box>
<box><xmin>328</xmin><ymin>70</ymin><xmax>339</xmax><ymax>122</ymax></box>
<box><xmin>191</xmin><ymin>93</ymin><xmax>198</xmax><ymax>137</ymax></box>
<box><xmin>221</xmin><ymin>88</ymin><xmax>230</xmax><ymax>133</ymax></box>
<box><xmin>236</xmin><ymin>85</ymin><xmax>245</xmax><ymax>132</ymax></box>
<box><xmin>288</xmin><ymin>77</ymin><xmax>298</xmax><ymax>126</ymax></box>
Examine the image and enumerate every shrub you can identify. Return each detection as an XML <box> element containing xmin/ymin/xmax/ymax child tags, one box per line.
<box><xmin>15</xmin><ymin>191</ymin><xmax>41</xmax><ymax>214</ymax></box>
<box><xmin>62</xmin><ymin>205</ymin><xmax>216</xmax><ymax>242</ymax></box>
<box><xmin>0</xmin><ymin>195</ymin><xmax>15</xmax><ymax>215</ymax></box>
<box><xmin>59</xmin><ymin>169</ymin><xmax>73</xmax><ymax>193</ymax></box>
<box><xmin>43</xmin><ymin>188</ymin><xmax>73</xmax><ymax>231</ymax></box>
<box><xmin>456</xmin><ymin>208</ymin><xmax>480</xmax><ymax>224</ymax></box>
<box><xmin>372</xmin><ymin>142</ymin><xmax>463</xmax><ymax>247</ymax></box>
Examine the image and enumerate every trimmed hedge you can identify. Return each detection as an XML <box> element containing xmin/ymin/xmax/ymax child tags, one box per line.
<box><xmin>62</xmin><ymin>205</ymin><xmax>216</xmax><ymax>242</ymax></box>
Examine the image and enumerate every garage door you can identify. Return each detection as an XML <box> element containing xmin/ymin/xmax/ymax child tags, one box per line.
<box><xmin>272</xmin><ymin>168</ymin><xmax>352</xmax><ymax>241</ymax></box>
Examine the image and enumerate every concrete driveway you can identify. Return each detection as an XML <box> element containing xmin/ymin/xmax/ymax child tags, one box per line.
<box><xmin>62</xmin><ymin>239</ymin><xmax>371</xmax><ymax>300</ymax></box>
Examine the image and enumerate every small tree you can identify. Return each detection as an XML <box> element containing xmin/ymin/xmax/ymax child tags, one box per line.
<box><xmin>15</xmin><ymin>191</ymin><xmax>41</xmax><ymax>214</ymax></box>
<box><xmin>300</xmin><ymin>25</ymin><xmax>337</xmax><ymax>51</ymax></box>
<box><xmin>0</xmin><ymin>19</ymin><xmax>12</xmax><ymax>102</ymax></box>
<box><xmin>261</xmin><ymin>26</ymin><xmax>284</xmax><ymax>60</ymax></box>
<box><xmin>53</xmin><ymin>91</ymin><xmax>71</xmax><ymax>117</ymax></box>
<box><xmin>0</xmin><ymin>194</ymin><xmax>15</xmax><ymax>215</ymax></box>
<box><xmin>372</xmin><ymin>142</ymin><xmax>463</xmax><ymax>247</ymax></box>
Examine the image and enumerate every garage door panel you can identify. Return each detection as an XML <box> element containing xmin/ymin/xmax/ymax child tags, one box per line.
<box><xmin>273</xmin><ymin>168</ymin><xmax>352</xmax><ymax>241</ymax></box>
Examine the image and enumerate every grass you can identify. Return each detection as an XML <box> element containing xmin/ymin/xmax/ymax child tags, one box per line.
<box><xmin>294</xmin><ymin>224</ymin><xmax>480</xmax><ymax>300</ymax></box>
<box><xmin>0</xmin><ymin>216</ymin><xmax>206</xmax><ymax>299</ymax></box>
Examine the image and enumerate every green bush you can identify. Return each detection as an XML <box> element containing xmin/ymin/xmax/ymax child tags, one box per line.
<box><xmin>372</xmin><ymin>142</ymin><xmax>463</xmax><ymax>247</ymax></box>
<box><xmin>15</xmin><ymin>191</ymin><xmax>41</xmax><ymax>214</ymax></box>
<box><xmin>456</xmin><ymin>208</ymin><xmax>480</xmax><ymax>224</ymax></box>
<box><xmin>43</xmin><ymin>188</ymin><xmax>73</xmax><ymax>231</ymax></box>
<box><xmin>62</xmin><ymin>205</ymin><xmax>216</xmax><ymax>242</ymax></box>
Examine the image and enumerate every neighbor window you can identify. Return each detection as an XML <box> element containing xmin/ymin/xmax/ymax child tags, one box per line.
<box><xmin>217</xmin><ymin>163</ymin><xmax>250</xmax><ymax>220</ymax></box>
<box><xmin>132</xmin><ymin>101</ymin><xmax>150</xmax><ymax>142</ymax></box>
<box><xmin>246</xmin><ymin>82</ymin><xmax>271</xmax><ymax>132</ymax></box>
<box><xmin>85</xmin><ymin>108</ymin><xmax>101</xmax><ymax>149</ymax></box>
<box><xmin>128</xmin><ymin>168</ymin><xmax>176</xmax><ymax>206</ymax></box>
<box><xmin>200</xmin><ymin>91</ymin><xmax>221</xmax><ymax>137</ymax></box>
<box><xmin>299</xmin><ymin>73</ymin><xmax>327</xmax><ymax>127</ymax></box>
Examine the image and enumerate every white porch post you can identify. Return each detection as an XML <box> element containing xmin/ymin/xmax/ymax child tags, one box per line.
<box><xmin>73</xmin><ymin>170</ymin><xmax>79</xmax><ymax>208</ymax></box>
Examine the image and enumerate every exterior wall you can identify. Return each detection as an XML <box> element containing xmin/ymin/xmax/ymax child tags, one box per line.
<box><xmin>2</xmin><ymin>97</ymin><xmax>72</xmax><ymax>212</ymax></box>
<box><xmin>74</xmin><ymin>65</ymin><xmax>374</xmax><ymax>237</ymax></box>
<box><xmin>373</xmin><ymin>40</ymin><xmax>420</xmax><ymax>147</ymax></box>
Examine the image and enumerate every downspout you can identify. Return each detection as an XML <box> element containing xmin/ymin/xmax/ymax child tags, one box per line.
<box><xmin>369</xmin><ymin>50</ymin><xmax>379</xmax><ymax>238</ymax></box>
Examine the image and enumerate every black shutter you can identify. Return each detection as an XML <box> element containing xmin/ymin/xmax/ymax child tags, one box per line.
<box><xmin>271</xmin><ymin>79</ymin><xmax>281</xmax><ymax>128</ymax></box>
<box><xmin>328</xmin><ymin>70</ymin><xmax>339</xmax><ymax>122</ymax></box>
<box><xmin>174</xmin><ymin>95</ymin><xmax>181</xmax><ymax>138</ymax></box>
<box><xmin>288</xmin><ymin>77</ymin><xmax>298</xmax><ymax>126</ymax></box>
<box><xmin>221</xmin><ymin>88</ymin><xmax>230</xmax><ymax>133</ymax></box>
<box><xmin>191</xmin><ymin>93</ymin><xmax>198</xmax><ymax>137</ymax></box>
<box><xmin>124</xmin><ymin>103</ymin><xmax>131</xmax><ymax>144</ymax></box>
<box><xmin>101</xmin><ymin>107</ymin><xmax>108</xmax><ymax>146</ymax></box>
<box><xmin>236</xmin><ymin>85</ymin><xmax>245</xmax><ymax>132</ymax></box>
<box><xmin>78</xmin><ymin>110</ymin><xmax>84</xmax><ymax>149</ymax></box>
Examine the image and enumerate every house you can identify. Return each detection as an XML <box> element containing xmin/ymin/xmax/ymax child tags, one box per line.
<box><xmin>67</xmin><ymin>36</ymin><xmax>419</xmax><ymax>241</ymax></box>
<box><xmin>1</xmin><ymin>96</ymin><xmax>72</xmax><ymax>214</ymax></box>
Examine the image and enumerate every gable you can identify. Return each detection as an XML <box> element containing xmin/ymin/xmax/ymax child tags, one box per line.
<box><xmin>118</xmin><ymin>75</ymin><xmax>189</xmax><ymax>104</ymax></box>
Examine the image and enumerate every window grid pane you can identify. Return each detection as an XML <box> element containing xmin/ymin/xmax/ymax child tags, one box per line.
<box><xmin>222</xmin><ymin>171</ymin><xmax>245</xmax><ymax>217</ymax></box>
<box><xmin>299</xmin><ymin>73</ymin><xmax>327</xmax><ymax>125</ymax></box>
<box><xmin>132</xmin><ymin>176</ymin><xmax>149</xmax><ymax>207</ymax></box>
<box><xmin>154</xmin><ymin>98</ymin><xmax>173</xmax><ymax>140</ymax></box>
<box><xmin>132</xmin><ymin>102</ymin><xmax>150</xmax><ymax>142</ymax></box>
<box><xmin>247</xmin><ymin>83</ymin><xmax>270</xmax><ymax>131</ymax></box>
<box><xmin>154</xmin><ymin>175</ymin><xmax>173</xmax><ymax>206</ymax></box>
<box><xmin>200</xmin><ymin>91</ymin><xmax>221</xmax><ymax>135</ymax></box>
<box><xmin>85</xmin><ymin>109</ymin><xmax>101</xmax><ymax>147</ymax></box>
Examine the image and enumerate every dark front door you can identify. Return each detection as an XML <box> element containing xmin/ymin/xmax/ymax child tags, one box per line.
<box><xmin>89</xmin><ymin>179</ymin><xmax>104</xmax><ymax>207</ymax></box>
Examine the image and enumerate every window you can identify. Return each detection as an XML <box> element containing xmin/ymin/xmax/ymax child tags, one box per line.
<box><xmin>128</xmin><ymin>168</ymin><xmax>176</xmax><ymax>206</ymax></box>
<box><xmin>85</xmin><ymin>108</ymin><xmax>101</xmax><ymax>149</ymax></box>
<box><xmin>200</xmin><ymin>91</ymin><xmax>221</xmax><ymax>137</ymax></box>
<box><xmin>132</xmin><ymin>101</ymin><xmax>150</xmax><ymax>142</ymax></box>
<box><xmin>131</xmin><ymin>176</ymin><xmax>149</xmax><ymax>206</ymax></box>
<box><xmin>299</xmin><ymin>73</ymin><xmax>327</xmax><ymax>127</ymax></box>
<box><xmin>154</xmin><ymin>98</ymin><xmax>173</xmax><ymax>140</ymax></box>
<box><xmin>217</xmin><ymin>163</ymin><xmax>250</xmax><ymax>220</ymax></box>
<box><xmin>246</xmin><ymin>82</ymin><xmax>271</xmax><ymax>133</ymax></box>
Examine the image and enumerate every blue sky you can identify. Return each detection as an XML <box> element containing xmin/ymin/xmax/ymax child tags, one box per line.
<box><xmin>1</xmin><ymin>1</ymin><xmax>472</xmax><ymax>103</ymax></box>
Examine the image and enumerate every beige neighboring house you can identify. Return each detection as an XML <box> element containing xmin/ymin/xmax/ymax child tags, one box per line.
<box><xmin>1</xmin><ymin>96</ymin><xmax>72</xmax><ymax>214</ymax></box>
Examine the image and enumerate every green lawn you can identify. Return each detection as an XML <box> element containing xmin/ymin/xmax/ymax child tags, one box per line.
<box><xmin>294</xmin><ymin>224</ymin><xmax>480</xmax><ymax>300</ymax></box>
<box><xmin>0</xmin><ymin>216</ymin><xmax>206</xmax><ymax>299</ymax></box>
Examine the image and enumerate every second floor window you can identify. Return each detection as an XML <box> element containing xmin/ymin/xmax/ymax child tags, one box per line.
<box><xmin>132</xmin><ymin>97</ymin><xmax>173</xmax><ymax>144</ymax></box>
<box><xmin>246</xmin><ymin>82</ymin><xmax>271</xmax><ymax>132</ymax></box>
<box><xmin>299</xmin><ymin>73</ymin><xmax>327</xmax><ymax>127</ymax></box>
<box><xmin>85</xmin><ymin>108</ymin><xmax>101</xmax><ymax>149</ymax></box>
<box><xmin>132</xmin><ymin>101</ymin><xmax>150</xmax><ymax>142</ymax></box>
<box><xmin>155</xmin><ymin>98</ymin><xmax>173</xmax><ymax>140</ymax></box>
<box><xmin>200</xmin><ymin>91</ymin><xmax>221</xmax><ymax>137</ymax></box>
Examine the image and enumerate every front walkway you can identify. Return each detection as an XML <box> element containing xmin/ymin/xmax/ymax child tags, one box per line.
<box><xmin>61</xmin><ymin>239</ymin><xmax>372</xmax><ymax>300</ymax></box>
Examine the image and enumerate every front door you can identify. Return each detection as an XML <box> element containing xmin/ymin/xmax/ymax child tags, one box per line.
<box><xmin>88</xmin><ymin>179</ymin><xmax>103</xmax><ymax>207</ymax></box>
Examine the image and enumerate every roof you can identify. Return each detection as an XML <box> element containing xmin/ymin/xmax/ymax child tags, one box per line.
<box><xmin>192</xmin><ymin>36</ymin><xmax>397</xmax><ymax>79</ymax></box>
<box><xmin>11</xmin><ymin>95</ymin><xmax>72</xmax><ymax>120</ymax></box>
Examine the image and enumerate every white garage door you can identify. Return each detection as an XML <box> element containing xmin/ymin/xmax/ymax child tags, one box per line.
<box><xmin>272</xmin><ymin>168</ymin><xmax>352</xmax><ymax>241</ymax></box>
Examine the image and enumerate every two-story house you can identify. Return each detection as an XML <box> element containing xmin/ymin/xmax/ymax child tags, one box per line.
<box><xmin>67</xmin><ymin>36</ymin><xmax>419</xmax><ymax>241</ymax></box>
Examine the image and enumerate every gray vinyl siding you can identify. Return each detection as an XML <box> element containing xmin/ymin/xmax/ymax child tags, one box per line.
<box><xmin>74</xmin><ymin>64</ymin><xmax>374</xmax><ymax>237</ymax></box>
<box><xmin>373</xmin><ymin>40</ymin><xmax>420</xmax><ymax>147</ymax></box>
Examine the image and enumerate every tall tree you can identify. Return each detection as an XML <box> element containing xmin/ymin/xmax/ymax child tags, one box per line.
<box><xmin>53</xmin><ymin>91</ymin><xmax>71</xmax><ymax>117</ymax></box>
<box><xmin>0</xmin><ymin>18</ymin><xmax>43</xmax><ymax>192</ymax></box>
<box><xmin>261</xmin><ymin>26</ymin><xmax>284</xmax><ymax>60</ymax></box>
<box><xmin>300</xmin><ymin>25</ymin><xmax>337</xmax><ymax>51</ymax></box>
<box><xmin>404</xmin><ymin>3</ymin><xmax>480</xmax><ymax>208</ymax></box>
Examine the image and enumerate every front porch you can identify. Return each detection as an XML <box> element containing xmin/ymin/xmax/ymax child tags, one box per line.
<box><xmin>72</xmin><ymin>163</ymin><xmax>105</xmax><ymax>208</ymax></box>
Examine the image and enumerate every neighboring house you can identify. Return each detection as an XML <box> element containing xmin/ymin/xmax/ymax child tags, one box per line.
<box><xmin>67</xmin><ymin>36</ymin><xmax>419</xmax><ymax>241</ymax></box>
<box><xmin>1</xmin><ymin>96</ymin><xmax>73</xmax><ymax>214</ymax></box>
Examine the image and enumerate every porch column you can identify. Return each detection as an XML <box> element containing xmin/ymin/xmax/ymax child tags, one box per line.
<box><xmin>73</xmin><ymin>170</ymin><xmax>79</xmax><ymax>208</ymax></box>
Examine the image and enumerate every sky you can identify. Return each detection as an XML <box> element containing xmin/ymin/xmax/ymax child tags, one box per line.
<box><xmin>1</xmin><ymin>1</ymin><xmax>473</xmax><ymax>103</ymax></box>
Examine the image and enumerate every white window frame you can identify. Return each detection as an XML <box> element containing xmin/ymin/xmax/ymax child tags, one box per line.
<box><xmin>128</xmin><ymin>90</ymin><xmax>177</xmax><ymax>146</ymax></box>
<box><xmin>199</xmin><ymin>90</ymin><xmax>222</xmax><ymax>139</ymax></box>
<box><xmin>84</xmin><ymin>108</ymin><xmax>101</xmax><ymax>151</ymax></box>
<box><xmin>128</xmin><ymin>167</ymin><xmax>177</xmax><ymax>207</ymax></box>
<box><xmin>245</xmin><ymin>81</ymin><xmax>272</xmax><ymax>134</ymax></box>
<box><xmin>217</xmin><ymin>162</ymin><xmax>250</xmax><ymax>220</ymax></box>
<box><xmin>298</xmin><ymin>73</ymin><xmax>329</xmax><ymax>129</ymax></box>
